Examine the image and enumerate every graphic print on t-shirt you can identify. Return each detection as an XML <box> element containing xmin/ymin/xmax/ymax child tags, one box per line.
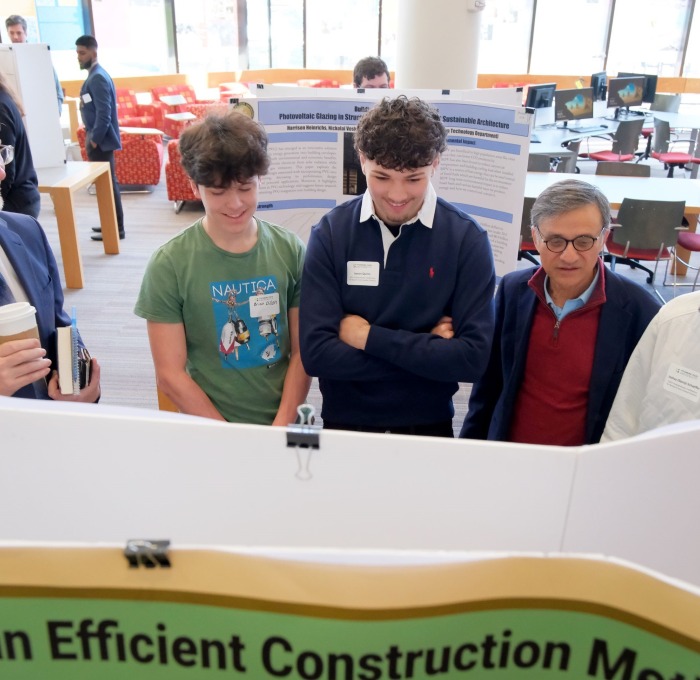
<box><xmin>210</xmin><ymin>276</ymin><xmax>282</xmax><ymax>369</ymax></box>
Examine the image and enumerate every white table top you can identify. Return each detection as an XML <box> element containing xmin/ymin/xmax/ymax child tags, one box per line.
<box><xmin>525</xmin><ymin>171</ymin><xmax>700</xmax><ymax>212</ymax></box>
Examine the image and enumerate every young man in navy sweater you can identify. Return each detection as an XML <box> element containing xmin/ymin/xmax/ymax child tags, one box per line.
<box><xmin>300</xmin><ymin>96</ymin><xmax>496</xmax><ymax>436</ymax></box>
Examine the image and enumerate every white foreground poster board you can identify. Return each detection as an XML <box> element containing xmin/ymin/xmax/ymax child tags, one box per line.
<box><xmin>0</xmin><ymin>44</ymin><xmax>64</xmax><ymax>168</ymax></box>
<box><xmin>1</xmin><ymin>397</ymin><xmax>700</xmax><ymax>589</ymax></box>
<box><xmin>236</xmin><ymin>92</ymin><xmax>532</xmax><ymax>277</ymax></box>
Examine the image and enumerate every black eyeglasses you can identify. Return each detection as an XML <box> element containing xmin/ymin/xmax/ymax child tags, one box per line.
<box><xmin>534</xmin><ymin>226</ymin><xmax>606</xmax><ymax>253</ymax></box>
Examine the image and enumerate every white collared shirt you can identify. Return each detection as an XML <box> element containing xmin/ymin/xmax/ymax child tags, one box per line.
<box><xmin>359</xmin><ymin>183</ymin><xmax>438</xmax><ymax>266</ymax></box>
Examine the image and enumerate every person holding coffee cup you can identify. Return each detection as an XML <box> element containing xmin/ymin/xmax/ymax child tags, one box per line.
<box><xmin>0</xmin><ymin>154</ymin><xmax>101</xmax><ymax>401</ymax></box>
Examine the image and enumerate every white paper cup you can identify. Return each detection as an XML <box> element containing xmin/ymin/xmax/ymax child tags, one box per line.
<box><xmin>0</xmin><ymin>302</ymin><xmax>40</xmax><ymax>344</ymax></box>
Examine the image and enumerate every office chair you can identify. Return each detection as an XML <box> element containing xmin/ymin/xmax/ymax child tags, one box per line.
<box><xmin>518</xmin><ymin>196</ymin><xmax>539</xmax><ymax>265</ymax></box>
<box><xmin>662</xmin><ymin>230</ymin><xmax>700</xmax><ymax>291</ymax></box>
<box><xmin>606</xmin><ymin>198</ymin><xmax>686</xmax><ymax>302</ymax></box>
<box><xmin>595</xmin><ymin>161</ymin><xmax>651</xmax><ymax>177</ymax></box>
<box><xmin>637</xmin><ymin>95</ymin><xmax>683</xmax><ymax>161</ymax></box>
<box><xmin>527</xmin><ymin>154</ymin><xmax>552</xmax><ymax>172</ymax></box>
<box><xmin>651</xmin><ymin>93</ymin><xmax>682</xmax><ymax>113</ymax></box>
<box><xmin>584</xmin><ymin>118</ymin><xmax>645</xmax><ymax>164</ymax></box>
<box><xmin>650</xmin><ymin>117</ymin><xmax>700</xmax><ymax>178</ymax></box>
<box><xmin>555</xmin><ymin>140</ymin><xmax>581</xmax><ymax>173</ymax></box>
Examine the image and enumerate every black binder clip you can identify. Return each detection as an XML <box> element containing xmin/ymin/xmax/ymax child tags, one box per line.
<box><xmin>124</xmin><ymin>539</ymin><xmax>171</xmax><ymax>569</ymax></box>
<box><xmin>287</xmin><ymin>404</ymin><xmax>321</xmax><ymax>480</ymax></box>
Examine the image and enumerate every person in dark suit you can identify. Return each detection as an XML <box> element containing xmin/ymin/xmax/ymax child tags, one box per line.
<box><xmin>75</xmin><ymin>34</ymin><xmax>124</xmax><ymax>241</ymax></box>
<box><xmin>0</xmin><ymin>157</ymin><xmax>101</xmax><ymax>401</ymax></box>
<box><xmin>0</xmin><ymin>72</ymin><xmax>40</xmax><ymax>218</ymax></box>
<box><xmin>460</xmin><ymin>179</ymin><xmax>661</xmax><ymax>446</ymax></box>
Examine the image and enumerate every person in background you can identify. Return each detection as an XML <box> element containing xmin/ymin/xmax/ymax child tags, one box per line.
<box><xmin>602</xmin><ymin>290</ymin><xmax>700</xmax><ymax>441</ymax></box>
<box><xmin>300</xmin><ymin>96</ymin><xmax>496</xmax><ymax>437</ymax></box>
<box><xmin>0</xmin><ymin>72</ymin><xmax>40</xmax><ymax>219</ymax></box>
<box><xmin>353</xmin><ymin>56</ymin><xmax>391</xmax><ymax>89</ymax></box>
<box><xmin>5</xmin><ymin>14</ymin><xmax>64</xmax><ymax>114</ymax></box>
<box><xmin>0</xmin><ymin>155</ymin><xmax>101</xmax><ymax>401</ymax></box>
<box><xmin>460</xmin><ymin>179</ymin><xmax>661</xmax><ymax>446</ymax></box>
<box><xmin>75</xmin><ymin>34</ymin><xmax>125</xmax><ymax>241</ymax></box>
<box><xmin>135</xmin><ymin>110</ymin><xmax>309</xmax><ymax>426</ymax></box>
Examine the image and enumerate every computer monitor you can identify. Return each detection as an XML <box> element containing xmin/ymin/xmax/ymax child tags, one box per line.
<box><xmin>607</xmin><ymin>76</ymin><xmax>645</xmax><ymax>110</ymax></box>
<box><xmin>590</xmin><ymin>72</ymin><xmax>607</xmax><ymax>101</ymax></box>
<box><xmin>554</xmin><ymin>87</ymin><xmax>594</xmax><ymax>124</ymax></box>
<box><xmin>617</xmin><ymin>72</ymin><xmax>658</xmax><ymax>104</ymax></box>
<box><xmin>525</xmin><ymin>83</ymin><xmax>556</xmax><ymax>110</ymax></box>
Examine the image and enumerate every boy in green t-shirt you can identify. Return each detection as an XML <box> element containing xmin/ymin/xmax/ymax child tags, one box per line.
<box><xmin>135</xmin><ymin>111</ymin><xmax>310</xmax><ymax>425</ymax></box>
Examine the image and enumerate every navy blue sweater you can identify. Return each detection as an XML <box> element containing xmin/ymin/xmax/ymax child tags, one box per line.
<box><xmin>299</xmin><ymin>196</ymin><xmax>496</xmax><ymax>427</ymax></box>
<box><xmin>0</xmin><ymin>89</ymin><xmax>39</xmax><ymax>212</ymax></box>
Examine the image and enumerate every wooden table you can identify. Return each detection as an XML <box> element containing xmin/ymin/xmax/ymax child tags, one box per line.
<box><xmin>37</xmin><ymin>162</ymin><xmax>120</xmax><ymax>289</ymax></box>
<box><xmin>64</xmin><ymin>97</ymin><xmax>81</xmax><ymax>144</ymax></box>
<box><xmin>526</xmin><ymin>171</ymin><xmax>700</xmax><ymax>276</ymax></box>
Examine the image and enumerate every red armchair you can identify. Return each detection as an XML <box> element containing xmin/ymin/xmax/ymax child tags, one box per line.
<box><xmin>150</xmin><ymin>84</ymin><xmax>217</xmax><ymax>139</ymax></box>
<box><xmin>116</xmin><ymin>88</ymin><xmax>158</xmax><ymax>129</ymax></box>
<box><xmin>165</xmin><ymin>139</ymin><xmax>197</xmax><ymax>212</ymax></box>
<box><xmin>78</xmin><ymin>127</ymin><xmax>164</xmax><ymax>189</ymax></box>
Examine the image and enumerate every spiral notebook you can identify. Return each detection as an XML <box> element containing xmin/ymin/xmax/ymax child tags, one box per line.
<box><xmin>57</xmin><ymin>312</ymin><xmax>91</xmax><ymax>395</ymax></box>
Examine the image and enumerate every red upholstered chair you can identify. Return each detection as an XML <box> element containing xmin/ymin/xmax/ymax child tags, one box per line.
<box><xmin>165</xmin><ymin>139</ymin><xmax>198</xmax><ymax>212</ymax></box>
<box><xmin>150</xmin><ymin>84</ymin><xmax>217</xmax><ymax>139</ymax></box>
<box><xmin>77</xmin><ymin>127</ymin><xmax>164</xmax><ymax>189</ymax></box>
<box><xmin>116</xmin><ymin>88</ymin><xmax>157</xmax><ymax>129</ymax></box>
<box><xmin>188</xmin><ymin>102</ymin><xmax>230</xmax><ymax>121</ymax></box>
<box><xmin>297</xmin><ymin>79</ymin><xmax>341</xmax><ymax>88</ymax></box>
<box><xmin>217</xmin><ymin>82</ymin><xmax>252</xmax><ymax>102</ymax></box>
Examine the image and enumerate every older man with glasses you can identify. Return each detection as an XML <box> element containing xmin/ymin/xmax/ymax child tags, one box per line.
<box><xmin>460</xmin><ymin>178</ymin><xmax>661</xmax><ymax>446</ymax></box>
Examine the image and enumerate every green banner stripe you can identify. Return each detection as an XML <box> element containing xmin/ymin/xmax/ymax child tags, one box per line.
<box><xmin>2</xmin><ymin>587</ymin><xmax>698</xmax><ymax>652</ymax></box>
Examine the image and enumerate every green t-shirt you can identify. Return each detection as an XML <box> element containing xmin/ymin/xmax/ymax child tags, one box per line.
<box><xmin>135</xmin><ymin>218</ymin><xmax>305</xmax><ymax>425</ymax></box>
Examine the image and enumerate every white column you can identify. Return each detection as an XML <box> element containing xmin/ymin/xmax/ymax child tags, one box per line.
<box><xmin>395</xmin><ymin>0</ymin><xmax>485</xmax><ymax>90</ymax></box>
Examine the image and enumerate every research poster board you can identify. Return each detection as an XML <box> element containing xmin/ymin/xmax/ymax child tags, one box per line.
<box><xmin>0</xmin><ymin>550</ymin><xmax>699</xmax><ymax>678</ymax></box>
<box><xmin>238</xmin><ymin>93</ymin><xmax>532</xmax><ymax>277</ymax></box>
<box><xmin>2</xmin><ymin>398</ymin><xmax>700</xmax><ymax>590</ymax></box>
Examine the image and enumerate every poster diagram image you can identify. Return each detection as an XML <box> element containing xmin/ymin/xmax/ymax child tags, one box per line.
<box><xmin>211</xmin><ymin>278</ymin><xmax>282</xmax><ymax>368</ymax></box>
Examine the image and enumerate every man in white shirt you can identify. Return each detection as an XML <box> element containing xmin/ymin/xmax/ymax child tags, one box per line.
<box><xmin>602</xmin><ymin>291</ymin><xmax>700</xmax><ymax>441</ymax></box>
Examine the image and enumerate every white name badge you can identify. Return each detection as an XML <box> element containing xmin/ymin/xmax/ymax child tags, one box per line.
<box><xmin>82</xmin><ymin>93</ymin><xmax>92</xmax><ymax>104</ymax></box>
<box><xmin>347</xmin><ymin>261</ymin><xmax>379</xmax><ymax>286</ymax></box>
<box><xmin>663</xmin><ymin>362</ymin><xmax>700</xmax><ymax>403</ymax></box>
<box><xmin>249</xmin><ymin>292</ymin><xmax>280</xmax><ymax>318</ymax></box>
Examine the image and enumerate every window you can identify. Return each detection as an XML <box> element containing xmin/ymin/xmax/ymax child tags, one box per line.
<box><xmin>606</xmin><ymin>0</ymin><xmax>692</xmax><ymax>76</ymax></box>
<box><xmin>175</xmin><ymin>0</ymin><xmax>240</xmax><ymax>82</ymax></box>
<box><xmin>91</xmin><ymin>0</ymin><xmax>173</xmax><ymax>76</ymax></box>
<box><xmin>305</xmin><ymin>0</ymin><xmax>380</xmax><ymax>69</ymax></box>
<box><xmin>530</xmin><ymin>0</ymin><xmax>611</xmax><ymax>75</ymax></box>
<box><xmin>477</xmin><ymin>0</ymin><xmax>534</xmax><ymax>74</ymax></box>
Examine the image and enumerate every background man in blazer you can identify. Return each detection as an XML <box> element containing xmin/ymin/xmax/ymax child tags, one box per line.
<box><xmin>75</xmin><ymin>34</ymin><xmax>124</xmax><ymax>241</ymax></box>
<box><xmin>460</xmin><ymin>179</ymin><xmax>661</xmax><ymax>446</ymax></box>
<box><xmin>0</xmin><ymin>157</ymin><xmax>101</xmax><ymax>401</ymax></box>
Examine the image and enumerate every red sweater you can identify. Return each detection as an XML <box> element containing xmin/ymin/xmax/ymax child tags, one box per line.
<box><xmin>508</xmin><ymin>267</ymin><xmax>606</xmax><ymax>446</ymax></box>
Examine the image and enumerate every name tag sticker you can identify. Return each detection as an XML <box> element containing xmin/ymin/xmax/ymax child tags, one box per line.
<box><xmin>249</xmin><ymin>292</ymin><xmax>280</xmax><ymax>318</ymax></box>
<box><xmin>347</xmin><ymin>261</ymin><xmax>379</xmax><ymax>286</ymax></box>
<box><xmin>663</xmin><ymin>362</ymin><xmax>700</xmax><ymax>403</ymax></box>
<box><xmin>82</xmin><ymin>93</ymin><xmax>92</xmax><ymax>104</ymax></box>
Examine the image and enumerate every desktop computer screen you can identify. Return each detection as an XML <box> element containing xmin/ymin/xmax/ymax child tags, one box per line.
<box><xmin>607</xmin><ymin>76</ymin><xmax>645</xmax><ymax>109</ymax></box>
<box><xmin>617</xmin><ymin>72</ymin><xmax>658</xmax><ymax>104</ymax></box>
<box><xmin>525</xmin><ymin>83</ymin><xmax>556</xmax><ymax>110</ymax></box>
<box><xmin>554</xmin><ymin>87</ymin><xmax>594</xmax><ymax>123</ymax></box>
<box><xmin>590</xmin><ymin>72</ymin><xmax>607</xmax><ymax>101</ymax></box>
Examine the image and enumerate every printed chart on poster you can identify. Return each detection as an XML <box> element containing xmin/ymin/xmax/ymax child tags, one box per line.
<box><xmin>235</xmin><ymin>93</ymin><xmax>532</xmax><ymax>277</ymax></box>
